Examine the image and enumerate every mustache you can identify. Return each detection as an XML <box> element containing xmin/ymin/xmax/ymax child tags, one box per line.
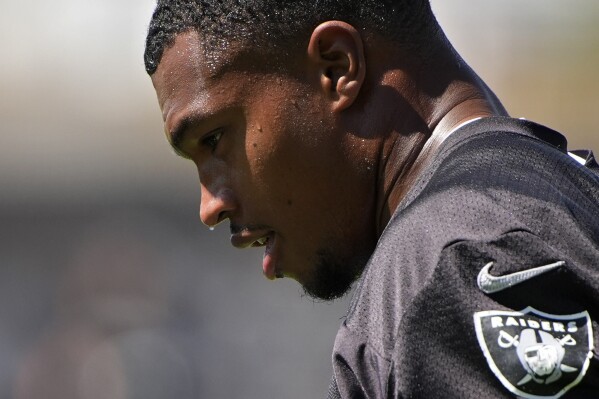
<box><xmin>229</xmin><ymin>223</ymin><xmax>271</xmax><ymax>235</ymax></box>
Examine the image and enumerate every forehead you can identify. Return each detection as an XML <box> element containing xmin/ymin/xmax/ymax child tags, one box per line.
<box><xmin>151</xmin><ymin>31</ymin><xmax>226</xmax><ymax>116</ymax></box>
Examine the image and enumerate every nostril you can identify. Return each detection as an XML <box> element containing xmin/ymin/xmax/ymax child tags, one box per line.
<box><xmin>217</xmin><ymin>211</ymin><xmax>229</xmax><ymax>225</ymax></box>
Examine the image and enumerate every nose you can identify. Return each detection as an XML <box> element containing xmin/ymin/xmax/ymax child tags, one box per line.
<box><xmin>199</xmin><ymin>184</ymin><xmax>237</xmax><ymax>227</ymax></box>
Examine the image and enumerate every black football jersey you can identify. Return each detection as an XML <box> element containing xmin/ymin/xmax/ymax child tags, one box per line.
<box><xmin>328</xmin><ymin>117</ymin><xmax>599</xmax><ymax>398</ymax></box>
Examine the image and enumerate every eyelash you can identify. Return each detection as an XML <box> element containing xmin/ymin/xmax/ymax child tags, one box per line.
<box><xmin>201</xmin><ymin>128</ymin><xmax>223</xmax><ymax>152</ymax></box>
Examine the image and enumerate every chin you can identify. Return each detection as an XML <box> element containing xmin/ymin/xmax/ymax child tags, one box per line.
<box><xmin>300</xmin><ymin>248</ymin><xmax>368</xmax><ymax>301</ymax></box>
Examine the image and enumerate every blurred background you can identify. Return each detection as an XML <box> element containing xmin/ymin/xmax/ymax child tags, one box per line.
<box><xmin>0</xmin><ymin>1</ymin><xmax>597</xmax><ymax>398</ymax></box>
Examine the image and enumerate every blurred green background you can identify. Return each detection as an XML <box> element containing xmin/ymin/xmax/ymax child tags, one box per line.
<box><xmin>1</xmin><ymin>1</ymin><xmax>597</xmax><ymax>398</ymax></box>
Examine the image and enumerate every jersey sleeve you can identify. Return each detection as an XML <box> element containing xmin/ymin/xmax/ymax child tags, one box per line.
<box><xmin>386</xmin><ymin>229</ymin><xmax>599</xmax><ymax>398</ymax></box>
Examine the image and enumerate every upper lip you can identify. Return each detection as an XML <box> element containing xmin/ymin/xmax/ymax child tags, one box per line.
<box><xmin>230</xmin><ymin>229</ymin><xmax>273</xmax><ymax>248</ymax></box>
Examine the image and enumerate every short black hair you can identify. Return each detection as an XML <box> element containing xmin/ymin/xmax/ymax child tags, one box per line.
<box><xmin>144</xmin><ymin>0</ymin><xmax>439</xmax><ymax>75</ymax></box>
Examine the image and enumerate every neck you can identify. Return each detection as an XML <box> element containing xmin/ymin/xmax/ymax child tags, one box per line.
<box><xmin>373</xmin><ymin>62</ymin><xmax>508</xmax><ymax>234</ymax></box>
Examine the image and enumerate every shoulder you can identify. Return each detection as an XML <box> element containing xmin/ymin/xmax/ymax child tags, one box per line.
<box><xmin>384</xmin><ymin>228</ymin><xmax>599</xmax><ymax>397</ymax></box>
<box><xmin>343</xmin><ymin>116</ymin><xmax>599</xmax><ymax>350</ymax></box>
<box><xmin>332</xmin><ymin>118</ymin><xmax>599</xmax><ymax>396</ymax></box>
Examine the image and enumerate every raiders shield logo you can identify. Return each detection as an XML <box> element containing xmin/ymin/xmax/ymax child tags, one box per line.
<box><xmin>474</xmin><ymin>307</ymin><xmax>594</xmax><ymax>398</ymax></box>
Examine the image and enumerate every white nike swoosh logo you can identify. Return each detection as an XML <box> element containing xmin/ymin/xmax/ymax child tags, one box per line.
<box><xmin>477</xmin><ymin>260</ymin><xmax>564</xmax><ymax>294</ymax></box>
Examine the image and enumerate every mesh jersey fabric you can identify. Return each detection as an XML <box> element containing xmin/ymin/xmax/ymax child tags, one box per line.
<box><xmin>328</xmin><ymin>117</ymin><xmax>599</xmax><ymax>398</ymax></box>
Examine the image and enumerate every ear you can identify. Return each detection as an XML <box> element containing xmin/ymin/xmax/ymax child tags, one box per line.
<box><xmin>307</xmin><ymin>21</ymin><xmax>366</xmax><ymax>112</ymax></box>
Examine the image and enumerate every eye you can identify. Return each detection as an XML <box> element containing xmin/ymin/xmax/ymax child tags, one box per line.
<box><xmin>201</xmin><ymin>128</ymin><xmax>223</xmax><ymax>152</ymax></box>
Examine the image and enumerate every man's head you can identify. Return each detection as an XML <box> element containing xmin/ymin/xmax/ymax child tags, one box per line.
<box><xmin>144</xmin><ymin>0</ymin><xmax>440</xmax><ymax>75</ymax></box>
<box><xmin>146</xmin><ymin>1</ymin><xmax>444</xmax><ymax>300</ymax></box>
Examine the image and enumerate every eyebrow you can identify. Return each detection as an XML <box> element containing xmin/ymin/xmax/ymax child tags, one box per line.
<box><xmin>168</xmin><ymin>114</ymin><xmax>205</xmax><ymax>160</ymax></box>
<box><xmin>169</xmin><ymin>120</ymin><xmax>191</xmax><ymax>159</ymax></box>
<box><xmin>167</xmin><ymin>106</ymin><xmax>233</xmax><ymax>159</ymax></box>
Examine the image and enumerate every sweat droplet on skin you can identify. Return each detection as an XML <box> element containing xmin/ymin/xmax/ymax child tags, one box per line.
<box><xmin>257</xmin><ymin>125</ymin><xmax>262</xmax><ymax>132</ymax></box>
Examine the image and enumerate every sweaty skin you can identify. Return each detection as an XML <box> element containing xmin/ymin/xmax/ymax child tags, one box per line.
<box><xmin>151</xmin><ymin>22</ymin><xmax>507</xmax><ymax>299</ymax></box>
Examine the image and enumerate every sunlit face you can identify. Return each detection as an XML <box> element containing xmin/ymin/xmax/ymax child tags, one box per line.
<box><xmin>151</xmin><ymin>31</ymin><xmax>377</xmax><ymax>300</ymax></box>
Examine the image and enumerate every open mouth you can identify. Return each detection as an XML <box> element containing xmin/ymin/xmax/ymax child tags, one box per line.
<box><xmin>251</xmin><ymin>235</ymin><xmax>270</xmax><ymax>247</ymax></box>
<box><xmin>230</xmin><ymin>228</ymin><xmax>272</xmax><ymax>249</ymax></box>
<box><xmin>230</xmin><ymin>229</ymin><xmax>279</xmax><ymax>279</ymax></box>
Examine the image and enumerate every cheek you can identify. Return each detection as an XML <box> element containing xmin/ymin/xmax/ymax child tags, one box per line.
<box><xmin>240</xmin><ymin>133</ymin><xmax>308</xmax><ymax>223</ymax></box>
<box><xmin>242</xmin><ymin>82</ymin><xmax>338</xmax><ymax>206</ymax></box>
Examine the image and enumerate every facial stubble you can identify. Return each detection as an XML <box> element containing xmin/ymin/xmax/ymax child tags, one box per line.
<box><xmin>301</xmin><ymin>247</ymin><xmax>369</xmax><ymax>301</ymax></box>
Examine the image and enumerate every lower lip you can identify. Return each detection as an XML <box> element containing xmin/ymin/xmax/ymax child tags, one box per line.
<box><xmin>262</xmin><ymin>234</ymin><xmax>277</xmax><ymax>280</ymax></box>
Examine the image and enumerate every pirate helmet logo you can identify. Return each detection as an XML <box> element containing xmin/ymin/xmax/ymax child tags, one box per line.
<box><xmin>517</xmin><ymin>329</ymin><xmax>578</xmax><ymax>385</ymax></box>
<box><xmin>474</xmin><ymin>307</ymin><xmax>594</xmax><ymax>398</ymax></box>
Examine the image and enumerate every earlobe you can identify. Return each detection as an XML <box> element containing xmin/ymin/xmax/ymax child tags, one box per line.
<box><xmin>307</xmin><ymin>21</ymin><xmax>366</xmax><ymax>112</ymax></box>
